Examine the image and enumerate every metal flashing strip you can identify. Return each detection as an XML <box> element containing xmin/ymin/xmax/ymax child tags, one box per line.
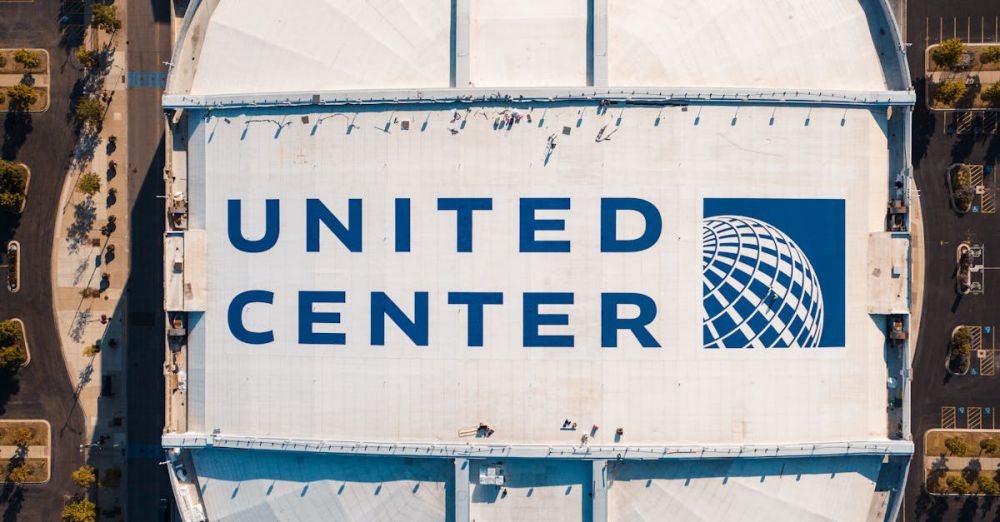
<box><xmin>162</xmin><ymin>433</ymin><xmax>914</xmax><ymax>460</ymax></box>
<box><xmin>162</xmin><ymin>87</ymin><xmax>916</xmax><ymax>110</ymax></box>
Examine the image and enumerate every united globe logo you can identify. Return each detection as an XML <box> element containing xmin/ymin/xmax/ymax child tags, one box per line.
<box><xmin>702</xmin><ymin>199</ymin><xmax>845</xmax><ymax>349</ymax></box>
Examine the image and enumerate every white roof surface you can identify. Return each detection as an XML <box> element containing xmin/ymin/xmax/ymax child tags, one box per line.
<box><xmin>184</xmin><ymin>103</ymin><xmax>891</xmax><ymax>446</ymax></box>
<box><xmin>181</xmin><ymin>0</ymin><xmax>894</xmax><ymax>95</ymax></box>
<box><xmin>190</xmin><ymin>449</ymin><xmax>883</xmax><ymax>521</ymax></box>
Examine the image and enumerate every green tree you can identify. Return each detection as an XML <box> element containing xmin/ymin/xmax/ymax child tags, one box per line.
<box><xmin>12</xmin><ymin>49</ymin><xmax>39</xmax><ymax>70</ymax></box>
<box><xmin>71</xmin><ymin>466</ymin><xmax>96</xmax><ymax>488</ymax></box>
<box><xmin>0</xmin><ymin>345</ymin><xmax>26</xmax><ymax>370</ymax></box>
<box><xmin>935</xmin><ymin>81</ymin><xmax>968</xmax><ymax>105</ymax></box>
<box><xmin>77</xmin><ymin>172</ymin><xmax>101</xmax><ymax>197</ymax></box>
<box><xmin>978</xmin><ymin>475</ymin><xmax>1000</xmax><ymax>495</ymax></box>
<box><xmin>0</xmin><ymin>320</ymin><xmax>22</xmax><ymax>348</ymax></box>
<box><xmin>5</xmin><ymin>83</ymin><xmax>37</xmax><ymax>110</ymax></box>
<box><xmin>948</xmin><ymin>475</ymin><xmax>972</xmax><ymax>495</ymax></box>
<box><xmin>0</xmin><ymin>161</ymin><xmax>26</xmax><ymax>213</ymax></box>
<box><xmin>933</xmin><ymin>38</ymin><xmax>968</xmax><ymax>69</ymax></box>
<box><xmin>946</xmin><ymin>436</ymin><xmax>970</xmax><ymax>456</ymax></box>
<box><xmin>981</xmin><ymin>438</ymin><xmax>1000</xmax><ymax>455</ymax></box>
<box><xmin>983</xmin><ymin>83</ymin><xmax>1000</xmax><ymax>107</ymax></box>
<box><xmin>91</xmin><ymin>4</ymin><xmax>122</xmax><ymax>33</ymax></box>
<box><xmin>74</xmin><ymin>47</ymin><xmax>98</xmax><ymax>69</ymax></box>
<box><xmin>7</xmin><ymin>462</ymin><xmax>32</xmax><ymax>483</ymax></box>
<box><xmin>9</xmin><ymin>427</ymin><xmax>34</xmax><ymax>448</ymax></box>
<box><xmin>61</xmin><ymin>499</ymin><xmax>96</xmax><ymax>522</ymax></box>
<box><xmin>983</xmin><ymin>46</ymin><xmax>1000</xmax><ymax>64</ymax></box>
<box><xmin>75</xmin><ymin>98</ymin><xmax>104</xmax><ymax>128</ymax></box>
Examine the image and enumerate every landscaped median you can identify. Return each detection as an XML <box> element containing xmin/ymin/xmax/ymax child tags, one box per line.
<box><xmin>948</xmin><ymin>326</ymin><xmax>972</xmax><ymax>375</ymax></box>
<box><xmin>926</xmin><ymin>429</ymin><xmax>1000</xmax><ymax>496</ymax></box>
<box><xmin>926</xmin><ymin>40</ymin><xmax>1000</xmax><ymax>110</ymax></box>
<box><xmin>0</xmin><ymin>420</ymin><xmax>50</xmax><ymax>484</ymax></box>
<box><xmin>0</xmin><ymin>48</ymin><xmax>49</xmax><ymax>113</ymax></box>
<box><xmin>5</xmin><ymin>241</ymin><xmax>18</xmax><ymax>292</ymax></box>
<box><xmin>0</xmin><ymin>319</ymin><xmax>29</xmax><ymax>369</ymax></box>
<box><xmin>0</xmin><ymin>160</ymin><xmax>29</xmax><ymax>215</ymax></box>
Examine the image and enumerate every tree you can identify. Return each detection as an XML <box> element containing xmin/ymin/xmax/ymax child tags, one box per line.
<box><xmin>946</xmin><ymin>436</ymin><xmax>970</xmax><ymax>456</ymax></box>
<box><xmin>12</xmin><ymin>49</ymin><xmax>39</xmax><ymax>70</ymax></box>
<box><xmin>75</xmin><ymin>98</ymin><xmax>104</xmax><ymax>128</ymax></box>
<box><xmin>0</xmin><ymin>320</ymin><xmax>22</xmax><ymax>348</ymax></box>
<box><xmin>74</xmin><ymin>47</ymin><xmax>98</xmax><ymax>69</ymax></box>
<box><xmin>0</xmin><ymin>161</ymin><xmax>27</xmax><ymax>213</ymax></box>
<box><xmin>77</xmin><ymin>172</ymin><xmax>101</xmax><ymax>197</ymax></box>
<box><xmin>7</xmin><ymin>462</ymin><xmax>32</xmax><ymax>483</ymax></box>
<box><xmin>71</xmin><ymin>466</ymin><xmax>96</xmax><ymax>488</ymax></box>
<box><xmin>91</xmin><ymin>4</ymin><xmax>122</xmax><ymax>33</ymax></box>
<box><xmin>8</xmin><ymin>428</ymin><xmax>34</xmax><ymax>448</ymax></box>
<box><xmin>983</xmin><ymin>83</ymin><xmax>1000</xmax><ymax>107</ymax></box>
<box><xmin>935</xmin><ymin>81</ymin><xmax>968</xmax><ymax>105</ymax></box>
<box><xmin>5</xmin><ymin>83</ymin><xmax>37</xmax><ymax>110</ymax></box>
<box><xmin>948</xmin><ymin>475</ymin><xmax>972</xmax><ymax>494</ymax></box>
<box><xmin>983</xmin><ymin>46</ymin><xmax>1000</xmax><ymax>64</ymax></box>
<box><xmin>0</xmin><ymin>345</ymin><xmax>25</xmax><ymax>369</ymax></box>
<box><xmin>978</xmin><ymin>475</ymin><xmax>1000</xmax><ymax>495</ymax></box>
<box><xmin>933</xmin><ymin>38</ymin><xmax>967</xmax><ymax>69</ymax></box>
<box><xmin>61</xmin><ymin>499</ymin><xmax>96</xmax><ymax>522</ymax></box>
<box><xmin>981</xmin><ymin>438</ymin><xmax>999</xmax><ymax>455</ymax></box>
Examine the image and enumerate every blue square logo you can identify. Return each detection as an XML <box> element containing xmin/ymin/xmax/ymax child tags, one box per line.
<box><xmin>703</xmin><ymin>198</ymin><xmax>845</xmax><ymax>348</ymax></box>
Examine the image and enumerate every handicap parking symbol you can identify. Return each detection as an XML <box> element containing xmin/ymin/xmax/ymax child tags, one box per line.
<box><xmin>960</xmin><ymin>407</ymin><xmax>966</xmax><ymax>414</ymax></box>
<box><xmin>986</xmin><ymin>326</ymin><xmax>993</xmax><ymax>334</ymax></box>
<box><xmin>987</xmin><ymin>407</ymin><xmax>993</xmax><ymax>415</ymax></box>
<box><xmin>973</xmin><ymin>369</ymin><xmax>979</xmax><ymax>376</ymax></box>
<box><xmin>974</xmin><ymin>205</ymin><xmax>981</xmax><ymax>213</ymax></box>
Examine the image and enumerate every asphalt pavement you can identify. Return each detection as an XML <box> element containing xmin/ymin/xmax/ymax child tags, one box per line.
<box><xmin>0</xmin><ymin>0</ymin><xmax>90</xmax><ymax>519</ymax></box>
<box><xmin>124</xmin><ymin>0</ymin><xmax>172</xmax><ymax>519</ymax></box>
<box><xmin>904</xmin><ymin>1</ymin><xmax>1000</xmax><ymax>520</ymax></box>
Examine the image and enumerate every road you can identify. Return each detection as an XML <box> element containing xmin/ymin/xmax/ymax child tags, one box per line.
<box><xmin>124</xmin><ymin>0</ymin><xmax>172</xmax><ymax>519</ymax></box>
<box><xmin>904</xmin><ymin>0</ymin><xmax>1000</xmax><ymax>520</ymax></box>
<box><xmin>0</xmin><ymin>0</ymin><xmax>90</xmax><ymax>519</ymax></box>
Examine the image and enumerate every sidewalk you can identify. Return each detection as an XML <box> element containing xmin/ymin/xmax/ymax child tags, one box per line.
<box><xmin>50</xmin><ymin>6</ymin><xmax>131</xmax><ymax>519</ymax></box>
<box><xmin>928</xmin><ymin>455</ymin><xmax>1000</xmax><ymax>470</ymax></box>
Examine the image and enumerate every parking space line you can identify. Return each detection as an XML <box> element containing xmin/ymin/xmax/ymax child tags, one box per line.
<box><xmin>942</xmin><ymin>406</ymin><xmax>957</xmax><ymax>429</ymax></box>
<box><xmin>971</xmin><ymin>326</ymin><xmax>984</xmax><ymax>351</ymax></box>
<box><xmin>982</xmin><ymin>351</ymin><xmax>995</xmax><ymax>376</ymax></box>
<box><xmin>969</xmin><ymin>407</ymin><xmax>983</xmax><ymax>429</ymax></box>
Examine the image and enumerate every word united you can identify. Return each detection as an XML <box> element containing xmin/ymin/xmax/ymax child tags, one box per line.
<box><xmin>227</xmin><ymin>197</ymin><xmax>663</xmax><ymax>348</ymax></box>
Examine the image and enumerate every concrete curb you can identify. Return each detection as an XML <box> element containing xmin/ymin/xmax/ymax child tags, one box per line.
<box><xmin>0</xmin><ymin>49</ymin><xmax>51</xmax><ymax>114</ymax></box>
<box><xmin>946</xmin><ymin>163</ymin><xmax>972</xmax><ymax>215</ymax></box>
<box><xmin>947</xmin><ymin>325</ymin><xmax>971</xmax><ymax>376</ymax></box>
<box><xmin>5</xmin><ymin>240</ymin><xmax>19</xmax><ymax>293</ymax></box>
<box><xmin>0</xmin><ymin>419</ymin><xmax>53</xmax><ymax>484</ymax></box>
<box><xmin>10</xmin><ymin>318</ymin><xmax>31</xmax><ymax>368</ymax></box>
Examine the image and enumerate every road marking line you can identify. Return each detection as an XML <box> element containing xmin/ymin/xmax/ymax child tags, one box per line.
<box><xmin>969</xmin><ymin>407</ymin><xmax>983</xmax><ymax>429</ymax></box>
<box><xmin>982</xmin><ymin>351</ymin><xmax>995</xmax><ymax>376</ymax></box>
<box><xmin>942</xmin><ymin>406</ymin><xmax>957</xmax><ymax>429</ymax></box>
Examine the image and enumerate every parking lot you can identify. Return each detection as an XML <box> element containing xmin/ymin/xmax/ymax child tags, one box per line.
<box><xmin>905</xmin><ymin>0</ymin><xmax>1000</xmax><ymax>519</ymax></box>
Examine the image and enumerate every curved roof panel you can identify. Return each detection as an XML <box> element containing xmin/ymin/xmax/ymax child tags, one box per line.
<box><xmin>188</xmin><ymin>0</ymin><xmax>452</xmax><ymax>95</ymax></box>
<box><xmin>607</xmin><ymin>0</ymin><xmax>892</xmax><ymax>91</ymax></box>
<box><xmin>179</xmin><ymin>0</ymin><xmax>900</xmax><ymax>96</ymax></box>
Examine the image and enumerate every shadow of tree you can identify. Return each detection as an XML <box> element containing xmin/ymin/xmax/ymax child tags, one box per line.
<box><xmin>69</xmin><ymin>310</ymin><xmax>91</xmax><ymax>344</ymax></box>
<box><xmin>0</xmin><ymin>373</ymin><xmax>22</xmax><ymax>417</ymax></box>
<box><xmin>66</xmin><ymin>198</ymin><xmax>97</xmax><ymax>254</ymax></box>
<box><xmin>1</xmin><ymin>113</ymin><xmax>33</xmax><ymax>161</ymax></box>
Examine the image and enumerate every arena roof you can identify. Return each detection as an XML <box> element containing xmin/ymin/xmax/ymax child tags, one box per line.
<box><xmin>175</xmin><ymin>102</ymin><xmax>894</xmax><ymax>446</ymax></box>
<box><xmin>162</xmin><ymin>0</ymin><xmax>915</xmax><ymax>520</ymax></box>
